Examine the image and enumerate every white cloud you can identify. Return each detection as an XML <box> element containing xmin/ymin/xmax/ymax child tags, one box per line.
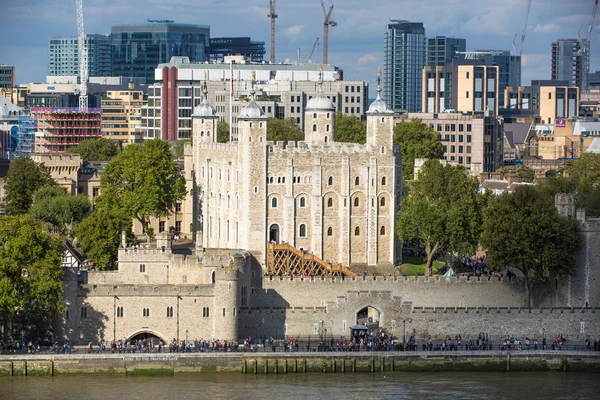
<box><xmin>282</xmin><ymin>25</ymin><xmax>304</xmax><ymax>39</ymax></box>
<box><xmin>532</xmin><ymin>23</ymin><xmax>560</xmax><ymax>33</ymax></box>
<box><xmin>358</xmin><ymin>54</ymin><xmax>377</xmax><ymax>65</ymax></box>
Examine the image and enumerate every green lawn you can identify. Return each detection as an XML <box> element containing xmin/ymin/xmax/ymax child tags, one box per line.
<box><xmin>401</xmin><ymin>255</ymin><xmax>444</xmax><ymax>276</ymax></box>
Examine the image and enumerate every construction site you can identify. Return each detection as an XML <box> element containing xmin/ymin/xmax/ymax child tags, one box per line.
<box><xmin>31</xmin><ymin>107</ymin><xmax>101</xmax><ymax>153</ymax></box>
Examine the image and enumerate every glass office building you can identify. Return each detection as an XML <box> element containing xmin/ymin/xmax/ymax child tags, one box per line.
<box><xmin>383</xmin><ymin>21</ymin><xmax>426</xmax><ymax>112</ymax></box>
<box><xmin>209</xmin><ymin>37</ymin><xmax>266</xmax><ymax>63</ymax></box>
<box><xmin>426</xmin><ymin>36</ymin><xmax>466</xmax><ymax>67</ymax></box>
<box><xmin>112</xmin><ymin>21</ymin><xmax>210</xmax><ymax>83</ymax></box>
<box><xmin>48</xmin><ymin>34</ymin><xmax>112</xmax><ymax>77</ymax></box>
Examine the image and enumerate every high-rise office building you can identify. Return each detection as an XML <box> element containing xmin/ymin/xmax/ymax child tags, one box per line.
<box><xmin>48</xmin><ymin>34</ymin><xmax>112</xmax><ymax>77</ymax></box>
<box><xmin>209</xmin><ymin>37</ymin><xmax>266</xmax><ymax>63</ymax></box>
<box><xmin>551</xmin><ymin>39</ymin><xmax>590</xmax><ymax>91</ymax></box>
<box><xmin>426</xmin><ymin>36</ymin><xmax>466</xmax><ymax>67</ymax></box>
<box><xmin>383</xmin><ymin>20</ymin><xmax>425</xmax><ymax>112</ymax></box>
<box><xmin>0</xmin><ymin>65</ymin><xmax>15</xmax><ymax>89</ymax></box>
<box><xmin>112</xmin><ymin>20</ymin><xmax>210</xmax><ymax>83</ymax></box>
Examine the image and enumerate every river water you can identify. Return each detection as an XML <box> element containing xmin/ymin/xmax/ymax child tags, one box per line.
<box><xmin>0</xmin><ymin>372</ymin><xmax>598</xmax><ymax>399</ymax></box>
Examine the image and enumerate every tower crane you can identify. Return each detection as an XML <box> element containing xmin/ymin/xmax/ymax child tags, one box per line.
<box><xmin>268</xmin><ymin>0</ymin><xmax>278</xmax><ymax>63</ymax></box>
<box><xmin>76</xmin><ymin>0</ymin><xmax>88</xmax><ymax>111</ymax></box>
<box><xmin>577</xmin><ymin>0</ymin><xmax>598</xmax><ymax>56</ymax></box>
<box><xmin>512</xmin><ymin>0</ymin><xmax>532</xmax><ymax>57</ymax></box>
<box><xmin>321</xmin><ymin>0</ymin><xmax>337</xmax><ymax>65</ymax></box>
<box><xmin>305</xmin><ymin>37</ymin><xmax>319</xmax><ymax>59</ymax></box>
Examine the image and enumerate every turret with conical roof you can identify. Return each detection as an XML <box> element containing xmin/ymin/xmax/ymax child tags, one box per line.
<box><xmin>367</xmin><ymin>68</ymin><xmax>395</xmax><ymax>151</ymax></box>
<box><xmin>193</xmin><ymin>78</ymin><xmax>219</xmax><ymax>144</ymax></box>
<box><xmin>304</xmin><ymin>65</ymin><xmax>336</xmax><ymax>145</ymax></box>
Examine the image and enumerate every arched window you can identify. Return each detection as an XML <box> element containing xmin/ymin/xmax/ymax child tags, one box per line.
<box><xmin>201</xmin><ymin>131</ymin><xmax>204</xmax><ymax>137</ymax></box>
<box><xmin>271</xmin><ymin>197</ymin><xmax>278</xmax><ymax>208</ymax></box>
<box><xmin>326</xmin><ymin>125</ymin><xmax>330</xmax><ymax>132</ymax></box>
<box><xmin>313</xmin><ymin>113</ymin><xmax>317</xmax><ymax>119</ymax></box>
<box><xmin>299</xmin><ymin>224</ymin><xmax>307</xmax><ymax>237</ymax></box>
<box><xmin>355</xmin><ymin>177</ymin><xmax>360</xmax><ymax>186</ymax></box>
<box><xmin>380</xmin><ymin>226</ymin><xmax>386</xmax><ymax>236</ymax></box>
<box><xmin>327</xmin><ymin>112</ymin><xmax>330</xmax><ymax>118</ymax></box>
<box><xmin>380</xmin><ymin>197</ymin><xmax>386</xmax><ymax>207</ymax></box>
<box><xmin>324</xmin><ymin>136</ymin><xmax>328</xmax><ymax>143</ymax></box>
<box><xmin>353</xmin><ymin>198</ymin><xmax>359</xmax><ymax>207</ymax></box>
<box><xmin>327</xmin><ymin>227</ymin><xmax>333</xmax><ymax>236</ymax></box>
<box><xmin>313</xmin><ymin>124</ymin><xmax>317</xmax><ymax>132</ymax></box>
<box><xmin>381</xmin><ymin>147</ymin><xmax>385</xmax><ymax>154</ymax></box>
<box><xmin>299</xmin><ymin>197</ymin><xmax>306</xmax><ymax>207</ymax></box>
<box><xmin>381</xmin><ymin>176</ymin><xmax>386</xmax><ymax>186</ymax></box>
<box><xmin>354</xmin><ymin>226</ymin><xmax>360</xmax><ymax>236</ymax></box>
<box><xmin>327</xmin><ymin>198</ymin><xmax>333</xmax><ymax>208</ymax></box>
<box><xmin>328</xmin><ymin>176</ymin><xmax>333</xmax><ymax>185</ymax></box>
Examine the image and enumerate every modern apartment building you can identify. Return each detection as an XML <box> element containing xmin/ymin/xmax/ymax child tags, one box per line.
<box><xmin>112</xmin><ymin>21</ymin><xmax>210</xmax><ymax>83</ymax></box>
<box><xmin>422</xmin><ymin>60</ymin><xmax>499</xmax><ymax>113</ymax></box>
<box><xmin>101</xmin><ymin>81</ymin><xmax>146</xmax><ymax>146</ymax></box>
<box><xmin>405</xmin><ymin>111</ymin><xmax>504</xmax><ymax>173</ymax></box>
<box><xmin>589</xmin><ymin>71</ymin><xmax>600</xmax><ymax>88</ymax></box>
<box><xmin>209</xmin><ymin>37</ymin><xmax>266</xmax><ymax>63</ymax></box>
<box><xmin>383</xmin><ymin>20</ymin><xmax>426</xmax><ymax>112</ymax></box>
<box><xmin>32</xmin><ymin>107</ymin><xmax>102</xmax><ymax>153</ymax></box>
<box><xmin>48</xmin><ymin>34</ymin><xmax>112</xmax><ymax>77</ymax></box>
<box><xmin>426</xmin><ymin>36</ymin><xmax>465</xmax><ymax>67</ymax></box>
<box><xmin>0</xmin><ymin>64</ymin><xmax>16</xmax><ymax>89</ymax></box>
<box><xmin>503</xmin><ymin>80</ymin><xmax>579</xmax><ymax>124</ymax></box>
<box><xmin>142</xmin><ymin>57</ymin><xmax>366</xmax><ymax>141</ymax></box>
<box><xmin>551</xmin><ymin>39</ymin><xmax>590</xmax><ymax>91</ymax></box>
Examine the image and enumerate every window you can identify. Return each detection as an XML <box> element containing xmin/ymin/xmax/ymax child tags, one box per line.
<box><xmin>299</xmin><ymin>224</ymin><xmax>307</xmax><ymax>237</ymax></box>
<box><xmin>313</xmin><ymin>113</ymin><xmax>317</xmax><ymax>119</ymax></box>
<box><xmin>327</xmin><ymin>227</ymin><xmax>333</xmax><ymax>236</ymax></box>
<box><xmin>139</xmin><ymin>264</ymin><xmax>146</xmax><ymax>273</ymax></box>
<box><xmin>467</xmin><ymin>125</ymin><xmax>472</xmax><ymax>132</ymax></box>
<box><xmin>117</xmin><ymin>307</ymin><xmax>124</xmax><ymax>318</ymax></box>
<box><xmin>355</xmin><ymin>177</ymin><xmax>360</xmax><ymax>186</ymax></box>
<box><xmin>271</xmin><ymin>197</ymin><xmax>278</xmax><ymax>208</ymax></box>
<box><xmin>159</xmin><ymin>221</ymin><xmax>165</xmax><ymax>233</ymax></box>
<box><xmin>466</xmin><ymin>91</ymin><xmax>469</xmax><ymax>99</ymax></box>
<box><xmin>328</xmin><ymin>176</ymin><xmax>333</xmax><ymax>185</ymax></box>
<box><xmin>203</xmin><ymin>307</ymin><xmax>210</xmax><ymax>317</ymax></box>
<box><xmin>354</xmin><ymin>226</ymin><xmax>360</xmax><ymax>236</ymax></box>
<box><xmin>327</xmin><ymin>198</ymin><xmax>333</xmax><ymax>208</ymax></box>
<box><xmin>241</xmin><ymin>286</ymin><xmax>248</xmax><ymax>306</ymax></box>
<box><xmin>313</xmin><ymin>124</ymin><xmax>317</xmax><ymax>132</ymax></box>
<box><xmin>80</xmin><ymin>306</ymin><xmax>88</xmax><ymax>319</ymax></box>
<box><xmin>380</xmin><ymin>226</ymin><xmax>386</xmax><ymax>235</ymax></box>
<box><xmin>299</xmin><ymin>197</ymin><xmax>306</xmax><ymax>207</ymax></box>
<box><xmin>143</xmin><ymin>308</ymin><xmax>150</xmax><ymax>317</ymax></box>
<box><xmin>166</xmin><ymin>306</ymin><xmax>173</xmax><ymax>318</ymax></box>
<box><xmin>381</xmin><ymin>177</ymin><xmax>386</xmax><ymax>186</ymax></box>
<box><xmin>380</xmin><ymin>197</ymin><xmax>386</xmax><ymax>207</ymax></box>
<box><xmin>353</xmin><ymin>198</ymin><xmax>359</xmax><ymax>207</ymax></box>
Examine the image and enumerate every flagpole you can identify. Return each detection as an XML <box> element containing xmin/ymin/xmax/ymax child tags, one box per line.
<box><xmin>229</xmin><ymin>61</ymin><xmax>233</xmax><ymax>142</ymax></box>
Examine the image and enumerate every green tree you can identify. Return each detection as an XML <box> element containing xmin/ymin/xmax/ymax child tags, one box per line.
<box><xmin>393</xmin><ymin>118</ymin><xmax>445</xmax><ymax>181</ymax></box>
<box><xmin>0</xmin><ymin>215</ymin><xmax>64</xmax><ymax>341</ymax></box>
<box><xmin>66</xmin><ymin>137</ymin><xmax>119</xmax><ymax>161</ymax></box>
<box><xmin>3</xmin><ymin>157</ymin><xmax>55</xmax><ymax>215</ymax></box>
<box><xmin>266</xmin><ymin>117</ymin><xmax>304</xmax><ymax>142</ymax></box>
<box><xmin>396</xmin><ymin>160</ymin><xmax>485</xmax><ymax>275</ymax></box>
<box><xmin>29</xmin><ymin>186</ymin><xmax>91</xmax><ymax>235</ymax></box>
<box><xmin>335</xmin><ymin>112</ymin><xmax>366</xmax><ymax>144</ymax></box>
<box><xmin>75</xmin><ymin>209</ymin><xmax>134</xmax><ymax>270</ymax></box>
<box><xmin>481</xmin><ymin>185</ymin><xmax>581</xmax><ymax>309</ymax></box>
<box><xmin>496</xmin><ymin>164</ymin><xmax>536</xmax><ymax>183</ymax></box>
<box><xmin>96</xmin><ymin>139</ymin><xmax>186</xmax><ymax>233</ymax></box>
<box><xmin>217</xmin><ymin>120</ymin><xmax>230</xmax><ymax>143</ymax></box>
<box><xmin>172</xmin><ymin>138</ymin><xmax>192</xmax><ymax>158</ymax></box>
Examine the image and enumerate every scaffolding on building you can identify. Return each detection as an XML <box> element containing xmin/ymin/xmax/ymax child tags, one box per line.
<box><xmin>31</xmin><ymin>107</ymin><xmax>102</xmax><ymax>153</ymax></box>
<box><xmin>11</xmin><ymin>112</ymin><xmax>35</xmax><ymax>158</ymax></box>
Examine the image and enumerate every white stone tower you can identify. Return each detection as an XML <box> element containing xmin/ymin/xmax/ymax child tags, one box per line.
<box><xmin>304</xmin><ymin>66</ymin><xmax>336</xmax><ymax>146</ymax></box>
<box><xmin>366</xmin><ymin>68</ymin><xmax>395</xmax><ymax>151</ymax></box>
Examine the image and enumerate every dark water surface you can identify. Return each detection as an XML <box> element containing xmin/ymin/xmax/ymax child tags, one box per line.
<box><xmin>1</xmin><ymin>372</ymin><xmax>598</xmax><ymax>399</ymax></box>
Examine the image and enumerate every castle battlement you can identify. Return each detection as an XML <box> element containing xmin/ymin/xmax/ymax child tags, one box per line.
<box><xmin>411</xmin><ymin>306</ymin><xmax>599</xmax><ymax>314</ymax></box>
<box><xmin>197</xmin><ymin>141</ymin><xmax>239</xmax><ymax>152</ymax></box>
<box><xmin>262</xmin><ymin>274</ymin><xmax>525</xmax><ymax>285</ymax></box>
<box><xmin>268</xmin><ymin>140</ymin><xmax>369</xmax><ymax>155</ymax></box>
<box><xmin>83</xmin><ymin>283</ymin><xmax>215</xmax><ymax>296</ymax></box>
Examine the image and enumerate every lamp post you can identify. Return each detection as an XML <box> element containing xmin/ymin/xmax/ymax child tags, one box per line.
<box><xmin>186</xmin><ymin>329</ymin><xmax>189</xmax><ymax>351</ymax></box>
<box><xmin>403</xmin><ymin>320</ymin><xmax>406</xmax><ymax>345</ymax></box>
<box><xmin>21</xmin><ymin>330</ymin><xmax>25</xmax><ymax>354</ymax></box>
<box><xmin>324</xmin><ymin>329</ymin><xmax>327</xmax><ymax>350</ymax></box>
<box><xmin>542</xmin><ymin>327</ymin><xmax>545</xmax><ymax>350</ymax></box>
<box><xmin>69</xmin><ymin>329</ymin><xmax>73</xmax><ymax>354</ymax></box>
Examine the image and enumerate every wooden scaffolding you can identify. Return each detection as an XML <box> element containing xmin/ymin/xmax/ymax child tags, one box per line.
<box><xmin>266</xmin><ymin>242</ymin><xmax>356</xmax><ymax>277</ymax></box>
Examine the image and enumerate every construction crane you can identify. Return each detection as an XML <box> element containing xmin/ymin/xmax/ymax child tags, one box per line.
<box><xmin>305</xmin><ymin>37</ymin><xmax>319</xmax><ymax>59</ymax></box>
<box><xmin>577</xmin><ymin>0</ymin><xmax>598</xmax><ymax>56</ymax></box>
<box><xmin>321</xmin><ymin>0</ymin><xmax>337</xmax><ymax>65</ymax></box>
<box><xmin>512</xmin><ymin>0</ymin><xmax>532</xmax><ymax>57</ymax></box>
<box><xmin>76</xmin><ymin>0</ymin><xmax>88</xmax><ymax>111</ymax></box>
<box><xmin>268</xmin><ymin>0</ymin><xmax>278</xmax><ymax>63</ymax></box>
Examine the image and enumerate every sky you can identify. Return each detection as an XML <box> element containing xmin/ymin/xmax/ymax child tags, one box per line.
<box><xmin>1</xmin><ymin>0</ymin><xmax>599</xmax><ymax>96</ymax></box>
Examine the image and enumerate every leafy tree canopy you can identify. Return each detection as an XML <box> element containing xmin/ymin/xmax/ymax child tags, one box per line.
<box><xmin>3</xmin><ymin>157</ymin><xmax>55</xmax><ymax>215</ymax></box>
<box><xmin>75</xmin><ymin>209</ymin><xmax>134</xmax><ymax>270</ymax></box>
<box><xmin>0</xmin><ymin>215</ymin><xmax>64</xmax><ymax>341</ymax></box>
<box><xmin>396</xmin><ymin>160</ymin><xmax>486</xmax><ymax>275</ymax></box>
<box><xmin>95</xmin><ymin>139</ymin><xmax>186</xmax><ymax>231</ymax></box>
<box><xmin>335</xmin><ymin>112</ymin><xmax>366</xmax><ymax>144</ymax></box>
<box><xmin>496</xmin><ymin>164</ymin><xmax>536</xmax><ymax>183</ymax></box>
<box><xmin>66</xmin><ymin>137</ymin><xmax>119</xmax><ymax>161</ymax></box>
<box><xmin>481</xmin><ymin>185</ymin><xmax>581</xmax><ymax>308</ymax></box>
<box><xmin>393</xmin><ymin>118</ymin><xmax>445</xmax><ymax>181</ymax></box>
<box><xmin>217</xmin><ymin>120</ymin><xmax>230</xmax><ymax>143</ymax></box>
<box><xmin>29</xmin><ymin>186</ymin><xmax>91</xmax><ymax>235</ymax></box>
<box><xmin>172</xmin><ymin>138</ymin><xmax>192</xmax><ymax>158</ymax></box>
<box><xmin>267</xmin><ymin>117</ymin><xmax>304</xmax><ymax>142</ymax></box>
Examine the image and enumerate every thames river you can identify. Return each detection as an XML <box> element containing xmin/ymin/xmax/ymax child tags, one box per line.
<box><xmin>1</xmin><ymin>372</ymin><xmax>599</xmax><ymax>399</ymax></box>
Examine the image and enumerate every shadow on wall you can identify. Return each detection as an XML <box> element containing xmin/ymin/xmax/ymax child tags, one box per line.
<box><xmin>71</xmin><ymin>285</ymin><xmax>109</xmax><ymax>346</ymax></box>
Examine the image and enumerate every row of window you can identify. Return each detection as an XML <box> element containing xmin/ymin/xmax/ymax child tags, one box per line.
<box><xmin>270</xmin><ymin>196</ymin><xmax>387</xmax><ymax>209</ymax></box>
<box><xmin>79</xmin><ymin>306</ymin><xmax>213</xmax><ymax>319</ymax></box>
<box><xmin>297</xmin><ymin>224</ymin><xmax>387</xmax><ymax>237</ymax></box>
